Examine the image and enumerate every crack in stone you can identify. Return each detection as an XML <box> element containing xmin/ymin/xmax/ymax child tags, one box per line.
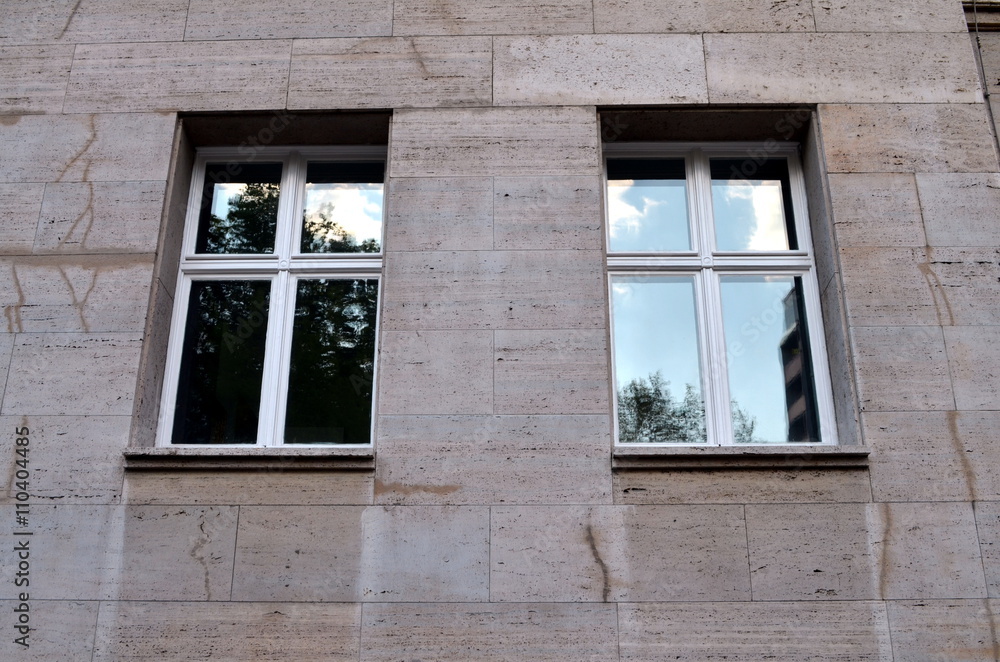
<box><xmin>57</xmin><ymin>0</ymin><xmax>84</xmax><ymax>39</ymax></box>
<box><xmin>917</xmin><ymin>246</ymin><xmax>955</xmax><ymax>327</ymax></box>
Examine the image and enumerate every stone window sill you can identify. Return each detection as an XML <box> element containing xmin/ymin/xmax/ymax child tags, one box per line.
<box><xmin>612</xmin><ymin>445</ymin><xmax>869</xmax><ymax>470</ymax></box>
<box><xmin>124</xmin><ymin>447</ymin><xmax>374</xmax><ymax>471</ymax></box>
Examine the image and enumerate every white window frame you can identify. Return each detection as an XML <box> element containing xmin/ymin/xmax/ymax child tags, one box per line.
<box><xmin>605</xmin><ymin>142</ymin><xmax>837</xmax><ymax>447</ymax></box>
<box><xmin>157</xmin><ymin>146</ymin><xmax>386</xmax><ymax>448</ymax></box>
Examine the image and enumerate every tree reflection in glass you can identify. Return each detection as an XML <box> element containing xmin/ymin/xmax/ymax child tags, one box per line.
<box><xmin>301</xmin><ymin>162</ymin><xmax>384</xmax><ymax>254</ymax></box>
<box><xmin>196</xmin><ymin>163</ymin><xmax>282</xmax><ymax>254</ymax></box>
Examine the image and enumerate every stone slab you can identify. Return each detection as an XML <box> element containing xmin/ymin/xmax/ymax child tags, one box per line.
<box><xmin>63</xmin><ymin>41</ymin><xmax>292</xmax><ymax>113</ymax></box>
<box><xmin>1</xmin><ymin>600</ymin><xmax>98</xmax><ymax>662</ymax></box>
<box><xmin>0</xmin><ymin>183</ymin><xmax>43</xmax><ymax>254</ymax></box>
<box><xmin>375</xmin><ymin>415</ymin><xmax>612</xmax><ymax>505</ymax></box>
<box><xmin>494</xmin><ymin>35</ymin><xmax>707</xmax><ymax>106</ymax></box>
<box><xmin>945</xmin><ymin>326</ymin><xmax>1000</xmax><ymax>410</ymax></box>
<box><xmin>828</xmin><ymin>173</ymin><xmax>926</xmax><ymax>247</ymax></box>
<box><xmin>850</xmin><ymin>326</ymin><xmax>954</xmax><ymax>412</ymax></box>
<box><xmin>979</xmin><ymin>33</ymin><xmax>1000</xmax><ymax>94</ymax></box>
<box><xmin>975</xmin><ymin>502</ymin><xmax>1000</xmax><ymax>598</ymax></box>
<box><xmin>124</xmin><ymin>470</ymin><xmax>374</xmax><ymax>506</ymax></box>
<box><xmin>289</xmin><ymin>37</ymin><xmax>492</xmax><ymax>109</ymax></box>
<box><xmin>917</xmin><ymin>173</ymin><xmax>1000</xmax><ymax>247</ymax></box>
<box><xmin>813</xmin><ymin>0</ymin><xmax>968</xmax><ymax>32</ymax></box>
<box><xmin>493</xmin><ymin>176</ymin><xmax>602</xmax><ymax>250</ymax></box>
<box><xmin>0</xmin><ymin>334</ymin><xmax>11</xmax><ymax>407</ymax></box>
<box><xmin>0</xmin><ymin>0</ymin><xmax>189</xmax><ymax>46</ymax></box>
<box><xmin>888</xmin><ymin>599</ymin><xmax>1000</xmax><ymax>662</ymax></box>
<box><xmin>186</xmin><ymin>0</ymin><xmax>392</xmax><ymax>40</ymax></box>
<box><xmin>0</xmin><ymin>45</ymin><xmax>73</xmax><ymax>114</ymax></box>
<box><xmin>594</xmin><ymin>0</ymin><xmax>814</xmax><ymax>33</ymax></box>
<box><xmin>385</xmin><ymin>176</ymin><xmax>493</xmax><ymax>251</ymax></box>
<box><xmin>392</xmin><ymin>0</ymin><xmax>595</xmax><ymax>36</ymax></box>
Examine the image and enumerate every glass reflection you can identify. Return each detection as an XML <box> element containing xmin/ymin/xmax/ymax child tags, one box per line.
<box><xmin>611</xmin><ymin>275</ymin><xmax>706</xmax><ymax>443</ymax></box>
<box><xmin>720</xmin><ymin>276</ymin><xmax>819</xmax><ymax>443</ymax></box>
<box><xmin>607</xmin><ymin>159</ymin><xmax>690</xmax><ymax>252</ymax></box>
<box><xmin>301</xmin><ymin>162</ymin><xmax>384</xmax><ymax>254</ymax></box>
<box><xmin>710</xmin><ymin>158</ymin><xmax>796</xmax><ymax>252</ymax></box>
<box><xmin>284</xmin><ymin>278</ymin><xmax>379</xmax><ymax>444</ymax></box>
<box><xmin>172</xmin><ymin>280</ymin><xmax>270</xmax><ymax>444</ymax></box>
<box><xmin>196</xmin><ymin>163</ymin><xmax>282</xmax><ymax>254</ymax></box>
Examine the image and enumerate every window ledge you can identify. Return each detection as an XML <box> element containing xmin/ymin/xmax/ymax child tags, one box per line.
<box><xmin>613</xmin><ymin>445</ymin><xmax>869</xmax><ymax>470</ymax></box>
<box><xmin>124</xmin><ymin>447</ymin><xmax>374</xmax><ymax>471</ymax></box>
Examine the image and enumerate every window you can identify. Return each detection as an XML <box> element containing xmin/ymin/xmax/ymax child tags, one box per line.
<box><xmin>606</xmin><ymin>143</ymin><xmax>836</xmax><ymax>446</ymax></box>
<box><xmin>157</xmin><ymin>147</ymin><xmax>385</xmax><ymax>447</ymax></box>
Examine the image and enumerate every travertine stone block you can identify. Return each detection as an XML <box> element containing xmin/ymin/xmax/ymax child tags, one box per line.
<box><xmin>377</xmin><ymin>330</ymin><xmax>493</xmax><ymax>414</ymax></box>
<box><xmin>820</xmin><ymin>104</ymin><xmax>998</xmax><ymax>173</ymax></box>
<box><xmin>1</xmin><ymin>600</ymin><xmax>98</xmax><ymax>662</ymax></box>
<box><xmin>289</xmin><ymin>37</ymin><xmax>491</xmax><ymax>109</ymax></box>
<box><xmin>119</xmin><ymin>506</ymin><xmax>238</xmax><ymax>600</ymax></box>
<box><xmin>828</xmin><ymin>173</ymin><xmax>926</xmax><ymax>247</ymax></box>
<box><xmin>613</xmin><ymin>468</ymin><xmax>872</xmax><ymax>505</ymax></box>
<box><xmin>0</xmin><ymin>0</ymin><xmax>189</xmax><ymax>45</ymax></box>
<box><xmin>979</xmin><ymin>34</ymin><xmax>1000</xmax><ymax>94</ymax></box>
<box><xmin>887</xmin><ymin>600</ymin><xmax>1000</xmax><ymax>662</ymax></box>
<box><xmin>392</xmin><ymin>0</ymin><xmax>595</xmax><ymax>36</ymax></box>
<box><xmin>360</xmin><ymin>603</ymin><xmax>618</xmax><ymax>661</ymax></box>
<box><xmin>494</xmin><ymin>330</ymin><xmax>608</xmax><ymax>414</ymax></box>
<box><xmin>186</xmin><ymin>0</ymin><xmax>392</xmax><ymax>40</ymax></box>
<box><xmin>975</xmin><ymin>503</ymin><xmax>1000</xmax><ymax>598</ymax></box>
<box><xmin>594</xmin><ymin>0</ymin><xmax>814</xmax><ymax>33</ymax></box>
<box><xmin>35</xmin><ymin>180</ymin><xmax>166</xmax><ymax>253</ymax></box>
<box><xmin>232</xmin><ymin>506</ymin><xmax>364</xmax><ymax>602</ymax></box>
<box><xmin>390</xmin><ymin>107</ymin><xmax>600</xmax><ymax>177</ymax></box>
<box><xmin>493</xmin><ymin>176</ymin><xmax>602</xmax><ymax>250</ymax></box>
<box><xmin>0</xmin><ymin>45</ymin><xmax>73</xmax><ymax>114</ymax></box>
<box><xmin>917</xmin><ymin>173</ymin><xmax>1000</xmax><ymax>247</ymax></box>
<box><xmin>945</xmin><ymin>326</ymin><xmax>1000</xmax><ymax>410</ymax></box>
<box><xmin>385</xmin><ymin>177</ymin><xmax>493</xmax><ymax>251</ymax></box>
<box><xmin>0</xmin><ymin>334</ymin><xmax>11</xmax><ymax>406</ymax></box>
<box><xmin>0</xmin><ymin>113</ymin><xmax>174</xmax><ymax>183</ymax></box>
<box><xmin>818</xmin><ymin>275</ymin><xmax>863</xmax><ymax>447</ymax></box>
<box><xmin>706</xmin><ymin>34</ymin><xmax>980</xmax><ymax>104</ymax></box>
<box><xmin>0</xmin><ymin>256</ymin><xmax>153</xmax><ymax>333</ymax></box>
<box><xmin>2</xmin><ymin>334</ymin><xmax>142</xmax><ymax>416</ymax></box>
<box><xmin>125</xmin><ymin>471</ymin><xmax>374</xmax><ymax>506</ymax></box>
<box><xmin>93</xmin><ymin>601</ymin><xmax>361</xmax><ymax>661</ymax></box>
<box><xmin>813</xmin><ymin>0</ymin><xmax>968</xmax><ymax>32</ymax></box>
<box><xmin>375</xmin><ymin>415</ymin><xmax>612</xmax><ymax>505</ymax></box>
<box><xmin>0</xmin><ymin>183</ymin><xmax>43</xmax><ymax>254</ymax></box>
<box><xmin>64</xmin><ymin>41</ymin><xmax>292</xmax><ymax>113</ymax></box>
<box><xmin>619</xmin><ymin>601</ymin><xmax>891</xmax><ymax>661</ymax></box>
<box><xmin>0</xmin><ymin>415</ymin><xmax>126</xmax><ymax>504</ymax></box>
<box><xmin>359</xmin><ymin>506</ymin><xmax>489</xmax><ymax>601</ymax></box>
<box><xmin>381</xmin><ymin>250</ymin><xmax>605</xmax><ymax>330</ymax></box>
<box><xmin>494</xmin><ymin>35</ymin><xmax>707</xmax><ymax>106</ymax></box>
<box><xmin>491</xmin><ymin>505</ymin><xmax>751</xmax><ymax>602</ymax></box>
<box><xmin>850</xmin><ymin>326</ymin><xmax>954</xmax><ymax>412</ymax></box>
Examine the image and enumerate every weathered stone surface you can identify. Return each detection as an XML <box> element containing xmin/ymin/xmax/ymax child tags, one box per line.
<box><xmin>979</xmin><ymin>33</ymin><xmax>1000</xmax><ymax>94</ymax></box>
<box><xmin>0</xmin><ymin>256</ymin><xmax>153</xmax><ymax>333</ymax></box>
<box><xmin>186</xmin><ymin>0</ymin><xmax>392</xmax><ymax>40</ymax></box>
<box><xmin>359</xmin><ymin>506</ymin><xmax>489</xmax><ymax>601</ymax></box>
<box><xmin>289</xmin><ymin>37</ymin><xmax>491</xmax><ymax>109</ymax></box>
<box><xmin>614</xmin><ymin>468</ymin><xmax>873</xmax><ymax>505</ymax></box>
<box><xmin>377</xmin><ymin>330</ymin><xmax>493</xmax><ymax>414</ymax></box>
<box><xmin>231</xmin><ymin>506</ymin><xmax>364</xmax><ymax>601</ymax></box>
<box><xmin>93</xmin><ymin>601</ymin><xmax>361</xmax><ymax>661</ymax></box>
<box><xmin>0</xmin><ymin>0</ymin><xmax>189</xmax><ymax>45</ymax></box>
<box><xmin>0</xmin><ymin>45</ymin><xmax>73</xmax><ymax>114</ymax></box>
<box><xmin>35</xmin><ymin>180</ymin><xmax>166</xmax><ymax>254</ymax></box>
<box><xmin>360</xmin><ymin>603</ymin><xmax>618</xmax><ymax>661</ymax></box>
<box><xmin>917</xmin><ymin>173</ymin><xmax>1000</xmax><ymax>247</ymax></box>
<box><xmin>390</xmin><ymin>107</ymin><xmax>600</xmax><ymax>177</ymax></box>
<box><xmin>828</xmin><ymin>173</ymin><xmax>926</xmax><ymax>247</ymax></box>
<box><xmin>125</xmin><ymin>471</ymin><xmax>374</xmax><ymax>506</ymax></box>
<box><xmin>381</xmin><ymin>250</ymin><xmax>605</xmax><ymax>330</ymax></box>
<box><xmin>1</xmin><ymin>600</ymin><xmax>98</xmax><ymax>662</ymax></box>
<box><xmin>0</xmin><ymin>183</ymin><xmax>43</xmax><ymax>254</ymax></box>
<box><xmin>707</xmin><ymin>33</ymin><xmax>980</xmax><ymax>104</ymax></box>
<box><xmin>494</xmin><ymin>330</ymin><xmax>608</xmax><ymax>414</ymax></box>
<box><xmin>595</xmin><ymin>0</ymin><xmax>813</xmax><ymax>33</ymax></box>
<box><xmin>0</xmin><ymin>415</ymin><xmax>126</xmax><ymax>504</ymax></box>
<box><xmin>887</xmin><ymin>600</ymin><xmax>1000</xmax><ymax>662</ymax></box>
<box><xmin>392</xmin><ymin>0</ymin><xmax>595</xmax><ymax>35</ymax></box>
<box><xmin>0</xmin><ymin>334</ymin><xmax>11</xmax><ymax>406</ymax></box>
<box><xmin>491</xmin><ymin>505</ymin><xmax>751</xmax><ymax>602</ymax></box>
<box><xmin>385</xmin><ymin>177</ymin><xmax>494</xmax><ymax>251</ymax></box>
<box><xmin>375</xmin><ymin>415</ymin><xmax>612</xmax><ymax>505</ymax></box>
<box><xmin>493</xmin><ymin>176</ymin><xmax>602</xmax><ymax>250</ymax></box>
<box><xmin>820</xmin><ymin>104</ymin><xmax>998</xmax><ymax>173</ymax></box>
<box><xmin>945</xmin><ymin>326</ymin><xmax>1000</xmax><ymax>410</ymax></box>
<box><xmin>975</xmin><ymin>503</ymin><xmax>1000</xmax><ymax>598</ymax></box>
<box><xmin>63</xmin><ymin>41</ymin><xmax>291</xmax><ymax>113</ymax></box>
<box><xmin>494</xmin><ymin>35</ymin><xmax>707</xmax><ymax>106</ymax></box>
<box><xmin>813</xmin><ymin>0</ymin><xmax>968</xmax><ymax>32</ymax></box>
<box><xmin>850</xmin><ymin>326</ymin><xmax>954</xmax><ymax>412</ymax></box>
<box><xmin>0</xmin><ymin>113</ymin><xmax>174</xmax><ymax>183</ymax></box>
<box><xmin>619</xmin><ymin>601</ymin><xmax>891</xmax><ymax>661</ymax></box>
<box><xmin>819</xmin><ymin>275</ymin><xmax>863</xmax><ymax>447</ymax></box>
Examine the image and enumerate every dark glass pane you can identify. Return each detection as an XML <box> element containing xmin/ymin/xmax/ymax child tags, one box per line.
<box><xmin>301</xmin><ymin>162</ymin><xmax>384</xmax><ymax>254</ymax></box>
<box><xmin>284</xmin><ymin>278</ymin><xmax>379</xmax><ymax>444</ymax></box>
<box><xmin>172</xmin><ymin>281</ymin><xmax>270</xmax><ymax>444</ymax></box>
<box><xmin>710</xmin><ymin>158</ymin><xmax>797</xmax><ymax>251</ymax></box>
<box><xmin>607</xmin><ymin>158</ymin><xmax>690</xmax><ymax>252</ymax></box>
<box><xmin>195</xmin><ymin>162</ymin><xmax>282</xmax><ymax>254</ymax></box>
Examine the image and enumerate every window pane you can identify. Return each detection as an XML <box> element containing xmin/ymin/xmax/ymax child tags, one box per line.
<box><xmin>607</xmin><ymin>159</ymin><xmax>690</xmax><ymax>252</ymax></box>
<box><xmin>720</xmin><ymin>276</ymin><xmax>819</xmax><ymax>443</ymax></box>
<box><xmin>301</xmin><ymin>162</ymin><xmax>384</xmax><ymax>254</ymax></box>
<box><xmin>710</xmin><ymin>158</ymin><xmax>797</xmax><ymax>251</ymax></box>
<box><xmin>611</xmin><ymin>275</ymin><xmax>706</xmax><ymax>444</ymax></box>
<box><xmin>196</xmin><ymin>163</ymin><xmax>282</xmax><ymax>254</ymax></box>
<box><xmin>284</xmin><ymin>278</ymin><xmax>379</xmax><ymax>444</ymax></box>
<box><xmin>172</xmin><ymin>280</ymin><xmax>271</xmax><ymax>444</ymax></box>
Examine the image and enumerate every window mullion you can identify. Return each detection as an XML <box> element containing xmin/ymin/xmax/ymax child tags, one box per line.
<box><xmin>700</xmin><ymin>268</ymin><xmax>734</xmax><ymax>446</ymax></box>
<box><xmin>255</xmin><ymin>270</ymin><xmax>291</xmax><ymax>446</ymax></box>
<box><xmin>274</xmin><ymin>152</ymin><xmax>304</xmax><ymax>260</ymax></box>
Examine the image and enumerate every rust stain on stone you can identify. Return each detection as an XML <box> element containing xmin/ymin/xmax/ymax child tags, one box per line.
<box><xmin>946</xmin><ymin>410</ymin><xmax>977</xmax><ymax>502</ymax></box>
<box><xmin>374</xmin><ymin>479</ymin><xmax>461</xmax><ymax>497</ymax></box>
<box><xmin>4</xmin><ymin>263</ymin><xmax>25</xmax><ymax>333</ymax></box>
<box><xmin>876</xmin><ymin>502</ymin><xmax>891</xmax><ymax>600</ymax></box>
<box><xmin>56</xmin><ymin>114</ymin><xmax>97</xmax><ymax>183</ymax></box>
<box><xmin>585</xmin><ymin>522</ymin><xmax>610</xmax><ymax>602</ymax></box>
<box><xmin>57</xmin><ymin>265</ymin><xmax>100</xmax><ymax>333</ymax></box>
<box><xmin>57</xmin><ymin>0</ymin><xmax>84</xmax><ymax>39</ymax></box>
<box><xmin>917</xmin><ymin>246</ymin><xmax>955</xmax><ymax>327</ymax></box>
<box><xmin>57</xmin><ymin>181</ymin><xmax>96</xmax><ymax>250</ymax></box>
<box><xmin>0</xmin><ymin>116</ymin><xmax>20</xmax><ymax>126</ymax></box>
